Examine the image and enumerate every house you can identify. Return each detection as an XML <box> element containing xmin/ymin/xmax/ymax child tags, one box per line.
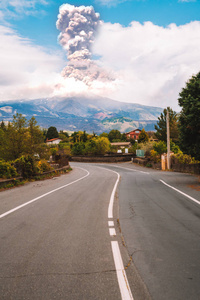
<box><xmin>125</xmin><ymin>129</ymin><xmax>141</xmax><ymax>141</ymax></box>
<box><xmin>46</xmin><ymin>138</ymin><xmax>62</xmax><ymax>145</ymax></box>
<box><xmin>111</xmin><ymin>142</ymin><xmax>131</xmax><ymax>153</ymax></box>
<box><xmin>111</xmin><ymin>142</ymin><xmax>131</xmax><ymax>149</ymax></box>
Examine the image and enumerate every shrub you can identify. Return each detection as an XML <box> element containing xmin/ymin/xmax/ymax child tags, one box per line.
<box><xmin>153</xmin><ymin>141</ymin><xmax>167</xmax><ymax>155</ymax></box>
<box><xmin>14</xmin><ymin>155</ymin><xmax>37</xmax><ymax>178</ymax></box>
<box><xmin>128</xmin><ymin>143</ymin><xmax>137</xmax><ymax>154</ymax></box>
<box><xmin>150</xmin><ymin>149</ymin><xmax>161</xmax><ymax>163</ymax></box>
<box><xmin>0</xmin><ymin>160</ymin><xmax>18</xmax><ymax>179</ymax></box>
<box><xmin>170</xmin><ymin>142</ymin><xmax>181</xmax><ymax>154</ymax></box>
<box><xmin>37</xmin><ymin>160</ymin><xmax>53</xmax><ymax>173</ymax></box>
<box><xmin>71</xmin><ymin>142</ymin><xmax>85</xmax><ymax>155</ymax></box>
<box><xmin>171</xmin><ymin>152</ymin><xmax>199</xmax><ymax>165</ymax></box>
<box><xmin>50</xmin><ymin>148</ymin><xmax>57</xmax><ymax>156</ymax></box>
<box><xmin>138</xmin><ymin>141</ymin><xmax>154</xmax><ymax>157</ymax></box>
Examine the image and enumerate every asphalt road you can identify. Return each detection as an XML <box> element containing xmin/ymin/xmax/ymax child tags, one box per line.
<box><xmin>0</xmin><ymin>162</ymin><xmax>200</xmax><ymax>299</ymax></box>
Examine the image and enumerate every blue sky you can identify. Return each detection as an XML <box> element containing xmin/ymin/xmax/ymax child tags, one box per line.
<box><xmin>2</xmin><ymin>0</ymin><xmax>200</xmax><ymax>49</ymax></box>
<box><xmin>0</xmin><ymin>0</ymin><xmax>200</xmax><ymax>110</ymax></box>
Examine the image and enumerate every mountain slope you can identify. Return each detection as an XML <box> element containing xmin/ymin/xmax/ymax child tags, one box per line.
<box><xmin>0</xmin><ymin>95</ymin><xmax>162</xmax><ymax>133</ymax></box>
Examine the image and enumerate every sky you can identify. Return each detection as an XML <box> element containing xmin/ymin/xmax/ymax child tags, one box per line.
<box><xmin>0</xmin><ymin>0</ymin><xmax>200</xmax><ymax>111</ymax></box>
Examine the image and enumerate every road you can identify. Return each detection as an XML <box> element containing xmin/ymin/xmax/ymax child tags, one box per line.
<box><xmin>0</xmin><ymin>162</ymin><xmax>200</xmax><ymax>299</ymax></box>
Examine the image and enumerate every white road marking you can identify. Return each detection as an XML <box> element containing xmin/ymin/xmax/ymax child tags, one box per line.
<box><xmin>98</xmin><ymin>166</ymin><xmax>120</xmax><ymax>219</ymax></box>
<box><xmin>109</xmin><ymin>228</ymin><xmax>116</xmax><ymax>236</ymax></box>
<box><xmin>111</xmin><ymin>241</ymin><xmax>134</xmax><ymax>300</ymax></box>
<box><xmin>100</xmin><ymin>166</ymin><xmax>134</xmax><ymax>299</ymax></box>
<box><xmin>107</xmin><ymin>170</ymin><xmax>120</xmax><ymax>219</ymax></box>
<box><xmin>108</xmin><ymin>221</ymin><xmax>114</xmax><ymax>226</ymax></box>
<box><xmin>112</xmin><ymin>165</ymin><xmax>149</xmax><ymax>174</ymax></box>
<box><xmin>0</xmin><ymin>167</ymin><xmax>90</xmax><ymax>219</ymax></box>
<box><xmin>160</xmin><ymin>180</ymin><xmax>200</xmax><ymax>205</ymax></box>
<box><xmin>140</xmin><ymin>171</ymin><xmax>150</xmax><ymax>174</ymax></box>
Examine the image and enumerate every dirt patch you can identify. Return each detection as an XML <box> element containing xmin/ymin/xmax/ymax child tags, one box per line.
<box><xmin>187</xmin><ymin>184</ymin><xmax>200</xmax><ymax>191</ymax></box>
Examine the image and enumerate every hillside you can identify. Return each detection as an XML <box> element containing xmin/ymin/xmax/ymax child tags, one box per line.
<box><xmin>0</xmin><ymin>95</ymin><xmax>162</xmax><ymax>133</ymax></box>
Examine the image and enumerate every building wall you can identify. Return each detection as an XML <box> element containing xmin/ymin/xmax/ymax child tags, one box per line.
<box><xmin>126</xmin><ymin>130</ymin><xmax>141</xmax><ymax>140</ymax></box>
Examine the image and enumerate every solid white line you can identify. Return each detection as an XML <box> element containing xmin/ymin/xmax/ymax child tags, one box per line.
<box><xmin>98</xmin><ymin>167</ymin><xmax>120</xmax><ymax>219</ymax></box>
<box><xmin>160</xmin><ymin>180</ymin><xmax>200</xmax><ymax>205</ymax></box>
<box><xmin>111</xmin><ymin>241</ymin><xmax>134</xmax><ymax>300</ymax></box>
<box><xmin>108</xmin><ymin>172</ymin><xmax>120</xmax><ymax>219</ymax></box>
<box><xmin>109</xmin><ymin>228</ymin><xmax>116</xmax><ymax>236</ymax></box>
<box><xmin>108</xmin><ymin>221</ymin><xmax>114</xmax><ymax>226</ymax></box>
<box><xmin>0</xmin><ymin>167</ymin><xmax>90</xmax><ymax>219</ymax></box>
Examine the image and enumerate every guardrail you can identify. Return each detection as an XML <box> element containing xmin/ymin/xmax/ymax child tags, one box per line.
<box><xmin>0</xmin><ymin>165</ymin><xmax>70</xmax><ymax>189</ymax></box>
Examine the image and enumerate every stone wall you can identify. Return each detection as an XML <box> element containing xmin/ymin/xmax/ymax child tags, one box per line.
<box><xmin>133</xmin><ymin>157</ymin><xmax>200</xmax><ymax>174</ymax></box>
<box><xmin>70</xmin><ymin>154</ymin><xmax>135</xmax><ymax>163</ymax></box>
<box><xmin>171</xmin><ymin>163</ymin><xmax>200</xmax><ymax>174</ymax></box>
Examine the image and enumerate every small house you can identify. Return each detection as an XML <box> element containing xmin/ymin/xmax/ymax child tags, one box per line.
<box><xmin>46</xmin><ymin>138</ymin><xmax>62</xmax><ymax>145</ymax></box>
<box><xmin>125</xmin><ymin>129</ymin><xmax>141</xmax><ymax>141</ymax></box>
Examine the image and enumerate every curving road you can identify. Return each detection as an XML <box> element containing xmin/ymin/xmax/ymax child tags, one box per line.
<box><xmin>0</xmin><ymin>162</ymin><xmax>200</xmax><ymax>299</ymax></box>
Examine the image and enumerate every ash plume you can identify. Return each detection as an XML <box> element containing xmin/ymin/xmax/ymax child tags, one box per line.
<box><xmin>56</xmin><ymin>4</ymin><xmax>114</xmax><ymax>85</ymax></box>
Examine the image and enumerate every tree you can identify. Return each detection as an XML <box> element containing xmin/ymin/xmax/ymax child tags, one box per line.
<box><xmin>154</xmin><ymin>107</ymin><xmax>179</xmax><ymax>143</ymax></box>
<box><xmin>100</xmin><ymin>132</ymin><xmax>109</xmax><ymax>138</ymax></box>
<box><xmin>81</xmin><ymin>131</ymin><xmax>88</xmax><ymax>143</ymax></box>
<box><xmin>0</xmin><ymin>121</ymin><xmax>6</xmax><ymax>131</ymax></box>
<box><xmin>138</xmin><ymin>128</ymin><xmax>149</xmax><ymax>143</ymax></box>
<box><xmin>46</xmin><ymin>126</ymin><xmax>59</xmax><ymax>140</ymax></box>
<box><xmin>95</xmin><ymin>137</ymin><xmax>110</xmax><ymax>155</ymax></box>
<box><xmin>6</xmin><ymin>114</ymin><xmax>27</xmax><ymax>160</ymax></box>
<box><xmin>26</xmin><ymin>117</ymin><xmax>44</xmax><ymax>155</ymax></box>
<box><xmin>108</xmin><ymin>129</ymin><xmax>122</xmax><ymax>142</ymax></box>
<box><xmin>178</xmin><ymin>72</ymin><xmax>200</xmax><ymax>160</ymax></box>
<box><xmin>71</xmin><ymin>142</ymin><xmax>85</xmax><ymax>155</ymax></box>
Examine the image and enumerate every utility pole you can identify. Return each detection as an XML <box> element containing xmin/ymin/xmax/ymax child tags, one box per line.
<box><xmin>166</xmin><ymin>109</ymin><xmax>170</xmax><ymax>169</ymax></box>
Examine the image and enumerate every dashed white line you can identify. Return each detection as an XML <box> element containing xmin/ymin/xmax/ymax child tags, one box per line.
<box><xmin>108</xmin><ymin>221</ymin><xmax>114</xmax><ymax>226</ymax></box>
<box><xmin>0</xmin><ymin>167</ymin><xmax>90</xmax><ymax>219</ymax></box>
<box><xmin>100</xmin><ymin>166</ymin><xmax>134</xmax><ymax>300</ymax></box>
<box><xmin>109</xmin><ymin>228</ymin><xmax>116</xmax><ymax>236</ymax></box>
<box><xmin>111</xmin><ymin>241</ymin><xmax>134</xmax><ymax>300</ymax></box>
<box><xmin>160</xmin><ymin>180</ymin><xmax>200</xmax><ymax>205</ymax></box>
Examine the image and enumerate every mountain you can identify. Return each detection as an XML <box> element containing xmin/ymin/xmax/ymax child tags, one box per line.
<box><xmin>0</xmin><ymin>95</ymin><xmax>162</xmax><ymax>133</ymax></box>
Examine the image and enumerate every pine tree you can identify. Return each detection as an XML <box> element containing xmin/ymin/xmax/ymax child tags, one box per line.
<box><xmin>154</xmin><ymin>107</ymin><xmax>178</xmax><ymax>143</ymax></box>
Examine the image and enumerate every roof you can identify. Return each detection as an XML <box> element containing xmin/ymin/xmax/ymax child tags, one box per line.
<box><xmin>126</xmin><ymin>129</ymin><xmax>141</xmax><ymax>134</ymax></box>
<box><xmin>111</xmin><ymin>142</ymin><xmax>131</xmax><ymax>146</ymax></box>
<box><xmin>46</xmin><ymin>138</ymin><xmax>62</xmax><ymax>142</ymax></box>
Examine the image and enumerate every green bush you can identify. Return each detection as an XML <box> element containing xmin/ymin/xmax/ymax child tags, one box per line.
<box><xmin>171</xmin><ymin>152</ymin><xmax>199</xmax><ymax>165</ymax></box>
<box><xmin>128</xmin><ymin>143</ymin><xmax>137</xmax><ymax>154</ymax></box>
<box><xmin>153</xmin><ymin>141</ymin><xmax>167</xmax><ymax>155</ymax></box>
<box><xmin>14</xmin><ymin>155</ymin><xmax>37</xmax><ymax>178</ymax></box>
<box><xmin>71</xmin><ymin>142</ymin><xmax>85</xmax><ymax>155</ymax></box>
<box><xmin>36</xmin><ymin>160</ymin><xmax>53</xmax><ymax>173</ymax></box>
<box><xmin>0</xmin><ymin>160</ymin><xmax>18</xmax><ymax>179</ymax></box>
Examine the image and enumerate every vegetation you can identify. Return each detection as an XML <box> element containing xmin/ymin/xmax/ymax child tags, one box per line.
<box><xmin>46</xmin><ymin>126</ymin><xmax>59</xmax><ymax>140</ymax></box>
<box><xmin>154</xmin><ymin>107</ymin><xmax>179</xmax><ymax>143</ymax></box>
<box><xmin>1</xmin><ymin>71</ymin><xmax>200</xmax><ymax>182</ymax></box>
<box><xmin>0</xmin><ymin>115</ymin><xmax>67</xmax><ymax>180</ymax></box>
<box><xmin>0</xmin><ymin>160</ymin><xmax>18</xmax><ymax>179</ymax></box>
<box><xmin>138</xmin><ymin>128</ymin><xmax>149</xmax><ymax>143</ymax></box>
<box><xmin>178</xmin><ymin>72</ymin><xmax>200</xmax><ymax>160</ymax></box>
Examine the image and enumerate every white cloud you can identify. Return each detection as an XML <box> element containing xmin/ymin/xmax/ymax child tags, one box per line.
<box><xmin>93</xmin><ymin>21</ymin><xmax>200</xmax><ymax>110</ymax></box>
<box><xmin>0</xmin><ymin>0</ymin><xmax>48</xmax><ymax>19</ymax></box>
<box><xmin>179</xmin><ymin>0</ymin><xmax>196</xmax><ymax>2</ymax></box>
<box><xmin>0</xmin><ymin>25</ymin><xmax>66</xmax><ymax>101</ymax></box>
<box><xmin>95</xmin><ymin>0</ymin><xmax>132</xmax><ymax>7</ymax></box>
<box><xmin>0</xmin><ymin>23</ymin><xmax>116</xmax><ymax>102</ymax></box>
<box><xmin>1</xmin><ymin>14</ymin><xmax>200</xmax><ymax>112</ymax></box>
